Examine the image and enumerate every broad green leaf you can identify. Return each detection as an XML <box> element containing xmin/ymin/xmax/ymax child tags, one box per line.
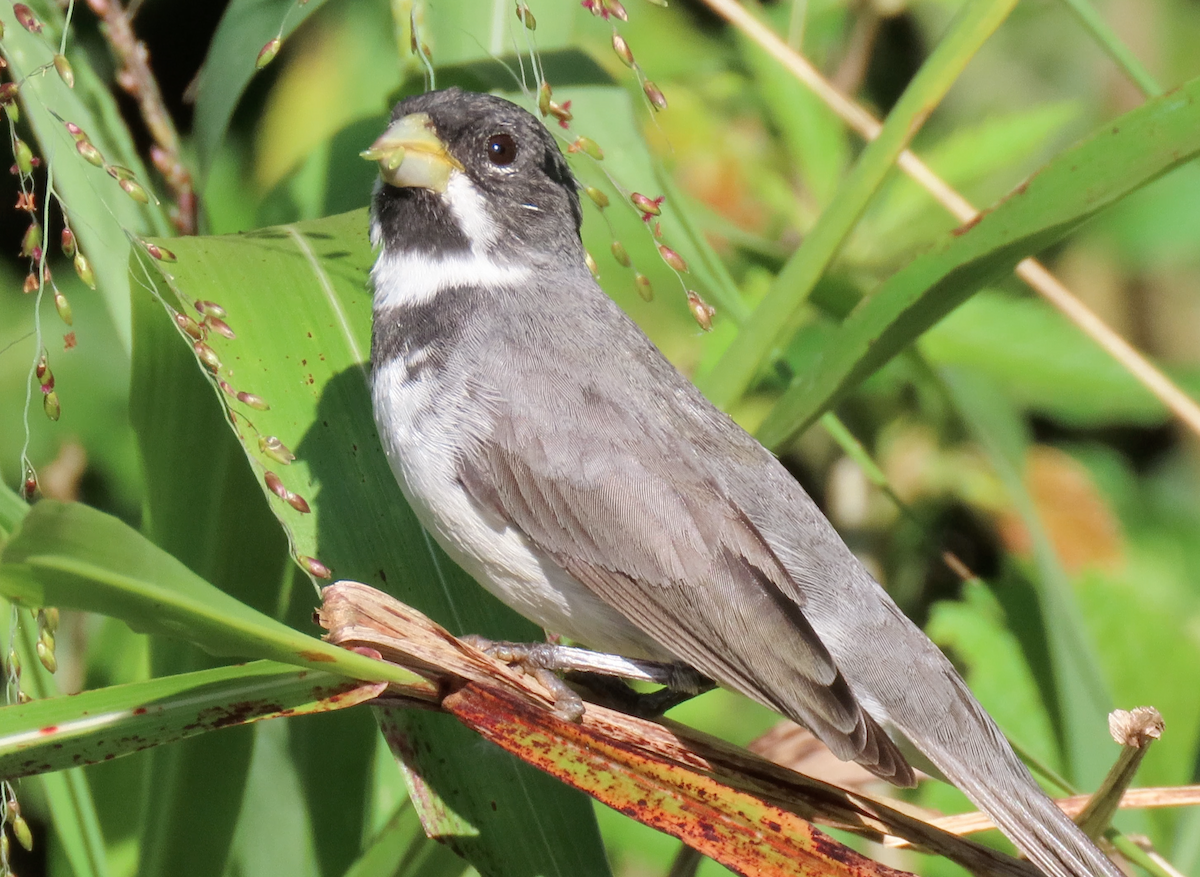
<box><xmin>193</xmin><ymin>0</ymin><xmax>331</xmax><ymax>177</ymax></box>
<box><xmin>0</xmin><ymin>660</ymin><xmax>383</xmax><ymax>779</ymax></box>
<box><xmin>698</xmin><ymin>0</ymin><xmax>1020</xmax><ymax>409</ymax></box>
<box><xmin>138</xmin><ymin>211</ymin><xmax>610</xmax><ymax>876</ymax></box>
<box><xmin>0</xmin><ymin>500</ymin><xmax>417</xmax><ymax>686</ymax></box>
<box><xmin>229</xmin><ymin>720</ymin><xmax>321</xmax><ymax>877</ymax></box>
<box><xmin>3</xmin><ymin>7</ymin><xmax>168</xmax><ymax>351</ymax></box>
<box><xmin>853</xmin><ymin>102</ymin><xmax>1082</xmax><ymax>266</ymax></box>
<box><xmin>920</xmin><ymin>290</ymin><xmax>1170</xmax><ymax>426</ymax></box>
<box><xmin>343</xmin><ymin>802</ymin><xmax>467</xmax><ymax>877</ymax></box>
<box><xmin>128</xmin><ymin>269</ymin><xmax>305</xmax><ymax>877</ymax></box>
<box><xmin>757</xmin><ymin>73</ymin><xmax>1200</xmax><ymax>449</ymax></box>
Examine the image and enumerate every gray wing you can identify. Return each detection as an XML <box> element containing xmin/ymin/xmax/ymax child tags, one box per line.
<box><xmin>457</xmin><ymin>362</ymin><xmax>913</xmax><ymax>786</ymax></box>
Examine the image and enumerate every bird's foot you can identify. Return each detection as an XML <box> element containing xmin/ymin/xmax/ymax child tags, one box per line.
<box><xmin>462</xmin><ymin>636</ymin><xmax>713</xmax><ymax>720</ymax></box>
<box><xmin>462</xmin><ymin>635</ymin><xmax>585</xmax><ymax>721</ymax></box>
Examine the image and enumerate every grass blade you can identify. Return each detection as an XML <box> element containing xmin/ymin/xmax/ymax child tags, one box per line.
<box><xmin>756</xmin><ymin>74</ymin><xmax>1200</xmax><ymax>449</ymax></box>
<box><xmin>698</xmin><ymin>0</ymin><xmax>1019</xmax><ymax>409</ymax></box>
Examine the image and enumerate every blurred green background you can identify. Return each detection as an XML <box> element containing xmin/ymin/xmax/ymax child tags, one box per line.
<box><xmin>1</xmin><ymin>0</ymin><xmax>1199</xmax><ymax>875</ymax></box>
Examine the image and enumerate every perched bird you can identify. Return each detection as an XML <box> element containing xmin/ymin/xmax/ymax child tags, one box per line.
<box><xmin>365</xmin><ymin>87</ymin><xmax>1121</xmax><ymax>877</ymax></box>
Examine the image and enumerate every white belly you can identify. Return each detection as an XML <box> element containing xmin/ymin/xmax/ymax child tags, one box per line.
<box><xmin>371</xmin><ymin>357</ymin><xmax>664</xmax><ymax>658</ymax></box>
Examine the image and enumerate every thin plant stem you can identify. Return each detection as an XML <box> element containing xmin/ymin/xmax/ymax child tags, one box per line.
<box><xmin>697</xmin><ymin>0</ymin><xmax>1200</xmax><ymax>440</ymax></box>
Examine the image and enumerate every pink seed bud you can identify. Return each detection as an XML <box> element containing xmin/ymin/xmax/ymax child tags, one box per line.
<box><xmin>299</xmin><ymin>555</ymin><xmax>332</xmax><ymax>579</ymax></box>
<box><xmin>605</xmin><ymin>0</ymin><xmax>628</xmax><ymax>20</ymax></box>
<box><xmin>119</xmin><ymin>177</ymin><xmax>150</xmax><ymax>203</ymax></box>
<box><xmin>74</xmin><ymin>253</ymin><xmax>96</xmax><ymax>288</ymax></box>
<box><xmin>515</xmin><ymin>3</ymin><xmax>536</xmax><ymax>29</ymax></box>
<box><xmin>20</xmin><ymin>223</ymin><xmax>41</xmax><ymax>258</ymax></box>
<box><xmin>631</xmin><ymin>192</ymin><xmax>663</xmax><ymax>216</ymax></box>
<box><xmin>259</xmin><ymin>435</ymin><xmax>295</xmax><ymax>464</ymax></box>
<box><xmin>687</xmin><ymin>290</ymin><xmax>715</xmax><ymax>331</ymax></box>
<box><xmin>657</xmin><ymin>244</ymin><xmax>688</xmax><ymax>272</ymax></box>
<box><xmin>144</xmin><ymin>240</ymin><xmax>177</xmax><ymax>261</ymax></box>
<box><xmin>207</xmin><ymin>316</ymin><xmax>236</xmax><ymax>339</ymax></box>
<box><xmin>236</xmin><ymin>391</ymin><xmax>268</xmax><ymax>410</ymax></box>
<box><xmin>634</xmin><ymin>273</ymin><xmax>653</xmax><ymax>301</ymax></box>
<box><xmin>568</xmin><ymin>137</ymin><xmax>603</xmax><ymax>160</ymax></box>
<box><xmin>264</xmin><ymin>471</ymin><xmax>288</xmax><ymax>499</ymax></box>
<box><xmin>14</xmin><ymin>4</ymin><xmax>42</xmax><ymax>32</ymax></box>
<box><xmin>611</xmin><ymin>33</ymin><xmax>635</xmax><ymax>68</ymax></box>
<box><xmin>43</xmin><ymin>390</ymin><xmax>60</xmax><ymax>421</ymax></box>
<box><xmin>76</xmin><ymin>139</ymin><xmax>104</xmax><ymax>167</ymax></box>
<box><xmin>643</xmin><ymin>80</ymin><xmax>668</xmax><ymax>111</ymax></box>
<box><xmin>195</xmin><ymin>300</ymin><xmax>226</xmax><ymax>318</ymax></box>
<box><xmin>256</xmin><ymin>38</ymin><xmax>281</xmax><ymax>69</ymax></box>
<box><xmin>13</xmin><ymin>138</ymin><xmax>33</xmax><ymax>175</ymax></box>
<box><xmin>60</xmin><ymin>227</ymin><xmax>76</xmax><ymax>257</ymax></box>
<box><xmin>286</xmin><ymin>491</ymin><xmax>311</xmax><ymax>514</ymax></box>
<box><xmin>53</xmin><ymin>290</ymin><xmax>72</xmax><ymax>325</ymax></box>
<box><xmin>194</xmin><ymin>341</ymin><xmax>221</xmax><ymax>372</ymax></box>
<box><xmin>174</xmin><ymin>312</ymin><xmax>203</xmax><ymax>339</ymax></box>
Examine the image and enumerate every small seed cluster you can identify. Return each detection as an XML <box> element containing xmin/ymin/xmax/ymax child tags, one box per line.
<box><xmin>3</xmin><ymin>8</ymin><xmax>165</xmax><ymax>463</ymax></box>
<box><xmin>171</xmin><ymin>296</ymin><xmax>333</xmax><ymax>582</ymax></box>
<box><xmin>1</xmin><ymin>783</ymin><xmax>35</xmax><ymax>876</ymax></box>
<box><xmin>520</xmin><ymin>0</ymin><xmax>713</xmax><ymax>329</ymax></box>
<box><xmin>587</xmin><ymin>184</ymin><xmax>715</xmax><ymax>329</ymax></box>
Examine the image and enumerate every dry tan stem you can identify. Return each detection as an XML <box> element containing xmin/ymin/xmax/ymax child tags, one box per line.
<box><xmin>888</xmin><ymin>784</ymin><xmax>1200</xmax><ymax>842</ymax></box>
<box><xmin>85</xmin><ymin>0</ymin><xmax>196</xmax><ymax>233</ymax></box>
<box><xmin>318</xmin><ymin>581</ymin><xmax>1041</xmax><ymax>877</ymax></box>
<box><xmin>698</xmin><ymin>0</ymin><xmax>1200</xmax><ymax>439</ymax></box>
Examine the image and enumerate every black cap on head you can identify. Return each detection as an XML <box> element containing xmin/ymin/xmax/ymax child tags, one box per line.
<box><xmin>370</xmin><ymin>88</ymin><xmax>584</xmax><ymax>262</ymax></box>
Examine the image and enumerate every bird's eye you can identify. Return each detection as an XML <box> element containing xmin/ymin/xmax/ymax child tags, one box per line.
<box><xmin>486</xmin><ymin>133</ymin><xmax>517</xmax><ymax>166</ymax></box>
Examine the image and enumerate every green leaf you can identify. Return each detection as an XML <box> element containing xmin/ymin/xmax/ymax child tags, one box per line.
<box><xmin>127</xmin><ymin>262</ymin><xmax>306</xmax><ymax>877</ymax></box>
<box><xmin>138</xmin><ymin>211</ymin><xmax>610</xmax><ymax>876</ymax></box>
<box><xmin>698</xmin><ymin>0</ymin><xmax>1021</xmax><ymax>410</ymax></box>
<box><xmin>757</xmin><ymin>73</ymin><xmax>1200</xmax><ymax>449</ymax></box>
<box><xmin>920</xmin><ymin>290</ymin><xmax>1170</xmax><ymax>426</ymax></box>
<box><xmin>0</xmin><ymin>660</ymin><xmax>383</xmax><ymax>780</ymax></box>
<box><xmin>344</xmin><ymin>802</ymin><xmax>466</xmax><ymax>877</ymax></box>
<box><xmin>855</xmin><ymin>102</ymin><xmax>1082</xmax><ymax>266</ymax></box>
<box><xmin>0</xmin><ymin>500</ymin><xmax>416</xmax><ymax>686</ymax></box>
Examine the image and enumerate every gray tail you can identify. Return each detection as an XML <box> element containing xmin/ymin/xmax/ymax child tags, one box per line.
<box><xmin>892</xmin><ymin>677</ymin><xmax>1122</xmax><ymax>877</ymax></box>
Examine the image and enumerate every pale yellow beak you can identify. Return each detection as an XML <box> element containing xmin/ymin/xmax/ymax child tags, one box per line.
<box><xmin>361</xmin><ymin>112</ymin><xmax>463</xmax><ymax>192</ymax></box>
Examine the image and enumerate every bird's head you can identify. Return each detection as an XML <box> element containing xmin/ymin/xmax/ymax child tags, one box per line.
<box><xmin>365</xmin><ymin>88</ymin><xmax>584</xmax><ymax>265</ymax></box>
